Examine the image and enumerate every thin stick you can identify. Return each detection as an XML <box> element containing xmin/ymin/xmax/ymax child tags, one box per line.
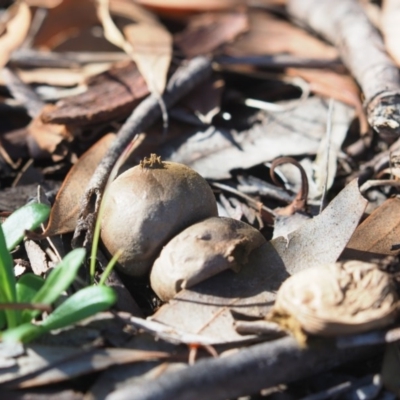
<box><xmin>319</xmin><ymin>99</ymin><xmax>334</xmax><ymax>213</ymax></box>
<box><xmin>0</xmin><ymin>303</ymin><xmax>51</xmax><ymax>312</ymax></box>
<box><xmin>72</xmin><ymin>56</ymin><xmax>212</xmax><ymax>247</ymax></box>
<box><xmin>107</xmin><ymin>335</ymin><xmax>379</xmax><ymax>400</ymax></box>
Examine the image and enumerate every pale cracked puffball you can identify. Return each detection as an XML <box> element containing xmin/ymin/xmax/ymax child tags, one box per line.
<box><xmin>150</xmin><ymin>216</ymin><xmax>267</xmax><ymax>301</ymax></box>
<box><xmin>268</xmin><ymin>260</ymin><xmax>398</xmax><ymax>337</ymax></box>
<box><xmin>101</xmin><ymin>155</ymin><xmax>218</xmax><ymax>277</ymax></box>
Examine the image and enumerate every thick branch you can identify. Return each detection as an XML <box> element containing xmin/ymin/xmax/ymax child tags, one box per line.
<box><xmin>107</xmin><ymin>336</ymin><xmax>380</xmax><ymax>400</ymax></box>
<box><xmin>288</xmin><ymin>0</ymin><xmax>400</xmax><ymax>139</ymax></box>
<box><xmin>72</xmin><ymin>56</ymin><xmax>213</xmax><ymax>247</ymax></box>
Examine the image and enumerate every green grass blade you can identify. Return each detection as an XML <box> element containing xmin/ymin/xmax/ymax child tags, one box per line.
<box><xmin>41</xmin><ymin>286</ymin><xmax>116</xmax><ymax>331</ymax></box>
<box><xmin>0</xmin><ymin>225</ymin><xmax>19</xmax><ymax>328</ymax></box>
<box><xmin>17</xmin><ymin>274</ymin><xmax>45</xmax><ymax>303</ymax></box>
<box><xmin>17</xmin><ymin>274</ymin><xmax>45</xmax><ymax>323</ymax></box>
<box><xmin>1</xmin><ymin>322</ymin><xmax>44</xmax><ymax>343</ymax></box>
<box><xmin>2</xmin><ymin>203</ymin><xmax>50</xmax><ymax>251</ymax></box>
<box><xmin>22</xmin><ymin>248</ymin><xmax>86</xmax><ymax>322</ymax></box>
<box><xmin>0</xmin><ymin>311</ymin><xmax>6</xmax><ymax>330</ymax></box>
<box><xmin>2</xmin><ymin>286</ymin><xmax>116</xmax><ymax>343</ymax></box>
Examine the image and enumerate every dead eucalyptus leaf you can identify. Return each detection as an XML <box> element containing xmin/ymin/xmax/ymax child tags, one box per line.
<box><xmin>286</xmin><ymin>68</ymin><xmax>368</xmax><ymax>134</ymax></box>
<box><xmin>40</xmin><ymin>133</ymin><xmax>115</xmax><ymax>237</ymax></box>
<box><xmin>33</xmin><ymin>0</ymin><xmax>99</xmax><ymax>49</ymax></box>
<box><xmin>123</xmin><ymin>22</ymin><xmax>172</xmax><ymax>95</ymax></box>
<box><xmin>269</xmin><ymin>261</ymin><xmax>398</xmax><ymax>337</ymax></box>
<box><xmin>224</xmin><ymin>11</ymin><xmax>338</xmax><ymax>59</ymax></box>
<box><xmin>175</xmin><ymin>11</ymin><xmax>249</xmax><ymax>58</ymax></box>
<box><xmin>346</xmin><ymin>197</ymin><xmax>400</xmax><ymax>257</ymax></box>
<box><xmin>150</xmin><ymin>216</ymin><xmax>266</xmax><ymax>301</ymax></box>
<box><xmin>0</xmin><ymin>2</ymin><xmax>31</xmax><ymax>68</ymax></box>
<box><xmin>153</xmin><ymin>96</ymin><xmax>355</xmax><ymax>180</ymax></box>
<box><xmin>273</xmin><ymin>179</ymin><xmax>368</xmax><ymax>273</ymax></box>
<box><xmin>151</xmin><ymin>180</ymin><xmax>367</xmax><ymax>343</ymax></box>
<box><xmin>27</xmin><ymin>106</ymin><xmax>73</xmax><ymax>161</ymax></box>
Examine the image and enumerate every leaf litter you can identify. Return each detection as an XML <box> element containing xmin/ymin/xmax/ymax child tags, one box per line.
<box><xmin>1</xmin><ymin>0</ymin><xmax>400</xmax><ymax>398</ymax></box>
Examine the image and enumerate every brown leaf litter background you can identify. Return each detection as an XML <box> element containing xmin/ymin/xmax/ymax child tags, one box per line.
<box><xmin>2</xmin><ymin>0</ymin><xmax>400</xmax><ymax>399</ymax></box>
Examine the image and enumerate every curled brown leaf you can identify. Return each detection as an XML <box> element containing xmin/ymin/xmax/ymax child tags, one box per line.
<box><xmin>270</xmin><ymin>156</ymin><xmax>309</xmax><ymax>215</ymax></box>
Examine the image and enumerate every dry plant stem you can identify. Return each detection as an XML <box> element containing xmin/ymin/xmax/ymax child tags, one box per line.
<box><xmin>73</xmin><ymin>56</ymin><xmax>213</xmax><ymax>247</ymax></box>
<box><xmin>2</xmin><ymin>67</ymin><xmax>44</xmax><ymax>118</ymax></box>
<box><xmin>107</xmin><ymin>336</ymin><xmax>379</xmax><ymax>400</ymax></box>
<box><xmin>288</xmin><ymin>0</ymin><xmax>400</xmax><ymax>139</ymax></box>
<box><xmin>270</xmin><ymin>157</ymin><xmax>309</xmax><ymax>214</ymax></box>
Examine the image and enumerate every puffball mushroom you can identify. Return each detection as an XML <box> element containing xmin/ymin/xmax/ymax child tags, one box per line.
<box><xmin>150</xmin><ymin>216</ymin><xmax>267</xmax><ymax>301</ymax></box>
<box><xmin>101</xmin><ymin>154</ymin><xmax>218</xmax><ymax>277</ymax></box>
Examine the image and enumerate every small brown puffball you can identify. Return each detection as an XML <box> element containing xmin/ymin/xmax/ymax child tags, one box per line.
<box><xmin>150</xmin><ymin>216</ymin><xmax>267</xmax><ymax>301</ymax></box>
<box><xmin>101</xmin><ymin>155</ymin><xmax>218</xmax><ymax>277</ymax></box>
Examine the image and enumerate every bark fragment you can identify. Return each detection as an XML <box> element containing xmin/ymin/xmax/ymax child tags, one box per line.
<box><xmin>41</xmin><ymin>61</ymin><xmax>149</xmax><ymax>126</ymax></box>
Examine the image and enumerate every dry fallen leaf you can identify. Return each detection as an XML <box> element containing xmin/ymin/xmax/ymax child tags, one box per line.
<box><xmin>123</xmin><ymin>22</ymin><xmax>172</xmax><ymax>95</ymax></box>
<box><xmin>39</xmin><ymin>133</ymin><xmax>115</xmax><ymax>237</ymax></box>
<box><xmin>269</xmin><ymin>261</ymin><xmax>398</xmax><ymax>337</ymax></box>
<box><xmin>346</xmin><ymin>197</ymin><xmax>400</xmax><ymax>257</ymax></box>
<box><xmin>224</xmin><ymin>11</ymin><xmax>338</xmax><ymax>59</ymax></box>
<box><xmin>27</xmin><ymin>105</ymin><xmax>73</xmax><ymax>161</ymax></box>
<box><xmin>152</xmin><ymin>96</ymin><xmax>354</xmax><ymax>180</ymax></box>
<box><xmin>175</xmin><ymin>11</ymin><xmax>249</xmax><ymax>58</ymax></box>
<box><xmin>273</xmin><ymin>179</ymin><xmax>368</xmax><ymax>273</ymax></box>
<box><xmin>286</xmin><ymin>68</ymin><xmax>368</xmax><ymax>134</ymax></box>
<box><xmin>0</xmin><ymin>2</ymin><xmax>31</xmax><ymax>68</ymax></box>
<box><xmin>33</xmin><ymin>0</ymin><xmax>99</xmax><ymax>49</ymax></box>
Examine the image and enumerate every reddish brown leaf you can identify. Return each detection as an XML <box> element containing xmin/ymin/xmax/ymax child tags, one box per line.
<box><xmin>28</xmin><ymin>105</ymin><xmax>73</xmax><ymax>161</ymax></box>
<box><xmin>175</xmin><ymin>11</ymin><xmax>249</xmax><ymax>58</ymax></box>
<box><xmin>224</xmin><ymin>11</ymin><xmax>338</xmax><ymax>59</ymax></box>
<box><xmin>346</xmin><ymin>197</ymin><xmax>400</xmax><ymax>257</ymax></box>
<box><xmin>40</xmin><ymin>134</ymin><xmax>115</xmax><ymax>237</ymax></box>
<box><xmin>33</xmin><ymin>0</ymin><xmax>99</xmax><ymax>49</ymax></box>
<box><xmin>286</xmin><ymin>68</ymin><xmax>369</xmax><ymax>134</ymax></box>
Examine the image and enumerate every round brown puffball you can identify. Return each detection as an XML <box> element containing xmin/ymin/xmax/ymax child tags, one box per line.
<box><xmin>101</xmin><ymin>156</ymin><xmax>218</xmax><ymax>277</ymax></box>
<box><xmin>150</xmin><ymin>216</ymin><xmax>267</xmax><ymax>301</ymax></box>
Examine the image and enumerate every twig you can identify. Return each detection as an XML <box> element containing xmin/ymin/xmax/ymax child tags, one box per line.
<box><xmin>106</xmin><ymin>336</ymin><xmax>380</xmax><ymax>400</ymax></box>
<box><xmin>0</xmin><ymin>303</ymin><xmax>51</xmax><ymax>312</ymax></box>
<box><xmin>2</xmin><ymin>67</ymin><xmax>44</xmax><ymax>118</ymax></box>
<box><xmin>72</xmin><ymin>56</ymin><xmax>213</xmax><ymax>247</ymax></box>
<box><xmin>319</xmin><ymin>99</ymin><xmax>334</xmax><ymax>213</ymax></box>
<box><xmin>288</xmin><ymin>0</ymin><xmax>400</xmax><ymax>140</ymax></box>
<box><xmin>359</xmin><ymin>179</ymin><xmax>400</xmax><ymax>193</ymax></box>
